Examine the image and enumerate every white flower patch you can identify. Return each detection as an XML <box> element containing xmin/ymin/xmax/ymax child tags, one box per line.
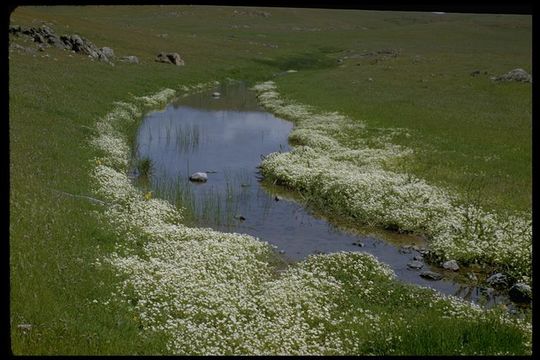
<box><xmin>253</xmin><ymin>81</ymin><xmax>531</xmax><ymax>282</ymax></box>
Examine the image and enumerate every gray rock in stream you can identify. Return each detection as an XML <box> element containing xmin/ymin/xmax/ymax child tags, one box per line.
<box><xmin>420</xmin><ymin>271</ymin><xmax>443</xmax><ymax>281</ymax></box>
<box><xmin>407</xmin><ymin>260</ymin><xmax>424</xmax><ymax>270</ymax></box>
<box><xmin>508</xmin><ymin>283</ymin><xmax>532</xmax><ymax>303</ymax></box>
<box><xmin>442</xmin><ymin>260</ymin><xmax>460</xmax><ymax>271</ymax></box>
<box><xmin>189</xmin><ymin>172</ymin><xmax>208</xmax><ymax>182</ymax></box>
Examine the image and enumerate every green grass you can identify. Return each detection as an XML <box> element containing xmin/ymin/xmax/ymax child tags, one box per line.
<box><xmin>9</xmin><ymin>5</ymin><xmax>531</xmax><ymax>355</ymax></box>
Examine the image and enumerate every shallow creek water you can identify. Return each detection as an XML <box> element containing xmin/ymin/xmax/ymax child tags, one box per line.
<box><xmin>133</xmin><ymin>82</ymin><xmax>522</xmax><ymax>311</ymax></box>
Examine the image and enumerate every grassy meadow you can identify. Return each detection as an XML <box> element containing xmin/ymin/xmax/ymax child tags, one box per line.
<box><xmin>9</xmin><ymin>6</ymin><xmax>531</xmax><ymax>355</ymax></box>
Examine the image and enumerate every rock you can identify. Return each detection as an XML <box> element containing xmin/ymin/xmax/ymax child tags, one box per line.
<box><xmin>9</xmin><ymin>25</ymin><xmax>22</xmax><ymax>34</ymax></box>
<box><xmin>470</xmin><ymin>70</ymin><xmax>481</xmax><ymax>76</ymax></box>
<box><xmin>189</xmin><ymin>172</ymin><xmax>208</xmax><ymax>182</ymax></box>
<box><xmin>486</xmin><ymin>273</ymin><xmax>508</xmax><ymax>288</ymax></box>
<box><xmin>413</xmin><ymin>254</ymin><xmax>424</xmax><ymax>261</ymax></box>
<box><xmin>442</xmin><ymin>260</ymin><xmax>459</xmax><ymax>271</ymax></box>
<box><xmin>407</xmin><ymin>260</ymin><xmax>424</xmax><ymax>270</ymax></box>
<box><xmin>420</xmin><ymin>271</ymin><xmax>443</xmax><ymax>280</ymax></box>
<box><xmin>278</xmin><ymin>250</ymin><xmax>285</xmax><ymax>254</ymax></box>
<box><xmin>47</xmin><ymin>34</ymin><xmax>66</xmax><ymax>49</ymax></box>
<box><xmin>212</xmin><ymin>92</ymin><xmax>221</xmax><ymax>97</ymax></box>
<box><xmin>234</xmin><ymin>214</ymin><xmax>246</xmax><ymax>221</ymax></box>
<box><xmin>17</xmin><ymin>324</ymin><xmax>32</xmax><ymax>331</ymax></box>
<box><xmin>399</xmin><ymin>245</ymin><xmax>412</xmax><ymax>254</ymax></box>
<box><xmin>508</xmin><ymin>283</ymin><xmax>532</xmax><ymax>303</ymax></box>
<box><xmin>69</xmin><ymin>34</ymin><xmax>84</xmax><ymax>49</ymax></box>
<box><xmin>33</xmin><ymin>33</ymin><xmax>45</xmax><ymax>43</ymax></box>
<box><xmin>494</xmin><ymin>68</ymin><xmax>532</xmax><ymax>83</ymax></box>
<box><xmin>100</xmin><ymin>47</ymin><xmax>115</xmax><ymax>59</ymax></box>
<box><xmin>352</xmin><ymin>242</ymin><xmax>364</xmax><ymax>247</ymax></box>
<box><xmin>155</xmin><ymin>52</ymin><xmax>185</xmax><ymax>65</ymax></box>
<box><xmin>467</xmin><ymin>272</ymin><xmax>478</xmax><ymax>282</ymax></box>
<box><xmin>274</xmin><ymin>196</ymin><xmax>281</xmax><ymax>201</ymax></box>
<box><xmin>120</xmin><ymin>55</ymin><xmax>139</xmax><ymax>64</ymax></box>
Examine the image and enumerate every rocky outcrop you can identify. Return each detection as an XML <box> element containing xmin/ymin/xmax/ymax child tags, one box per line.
<box><xmin>9</xmin><ymin>24</ymin><xmax>114</xmax><ymax>63</ymax></box>
<box><xmin>155</xmin><ymin>52</ymin><xmax>185</xmax><ymax>66</ymax></box>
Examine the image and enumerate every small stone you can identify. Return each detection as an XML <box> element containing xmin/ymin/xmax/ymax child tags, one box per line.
<box><xmin>120</xmin><ymin>55</ymin><xmax>139</xmax><ymax>64</ymax></box>
<box><xmin>442</xmin><ymin>260</ymin><xmax>459</xmax><ymax>271</ymax></box>
<box><xmin>413</xmin><ymin>254</ymin><xmax>424</xmax><ymax>261</ymax></box>
<box><xmin>155</xmin><ymin>52</ymin><xmax>184</xmax><ymax>65</ymax></box>
<box><xmin>508</xmin><ymin>283</ymin><xmax>531</xmax><ymax>303</ymax></box>
<box><xmin>212</xmin><ymin>92</ymin><xmax>221</xmax><ymax>97</ymax></box>
<box><xmin>278</xmin><ymin>250</ymin><xmax>285</xmax><ymax>254</ymax></box>
<box><xmin>407</xmin><ymin>260</ymin><xmax>424</xmax><ymax>270</ymax></box>
<box><xmin>399</xmin><ymin>245</ymin><xmax>412</xmax><ymax>254</ymax></box>
<box><xmin>352</xmin><ymin>242</ymin><xmax>364</xmax><ymax>247</ymax></box>
<box><xmin>486</xmin><ymin>273</ymin><xmax>508</xmax><ymax>288</ymax></box>
<box><xmin>420</xmin><ymin>271</ymin><xmax>443</xmax><ymax>280</ymax></box>
<box><xmin>234</xmin><ymin>214</ymin><xmax>246</xmax><ymax>221</ymax></box>
<box><xmin>274</xmin><ymin>196</ymin><xmax>281</xmax><ymax>201</ymax></box>
<box><xmin>189</xmin><ymin>172</ymin><xmax>208</xmax><ymax>182</ymax></box>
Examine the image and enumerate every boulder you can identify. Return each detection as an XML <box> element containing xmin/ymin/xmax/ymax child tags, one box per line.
<box><xmin>189</xmin><ymin>172</ymin><xmax>208</xmax><ymax>182</ymax></box>
<box><xmin>494</xmin><ymin>68</ymin><xmax>532</xmax><ymax>83</ymax></box>
<box><xmin>407</xmin><ymin>260</ymin><xmax>424</xmax><ymax>270</ymax></box>
<box><xmin>486</xmin><ymin>273</ymin><xmax>508</xmax><ymax>288</ymax></box>
<box><xmin>155</xmin><ymin>52</ymin><xmax>185</xmax><ymax>65</ymax></box>
<box><xmin>442</xmin><ymin>260</ymin><xmax>459</xmax><ymax>271</ymax></box>
<box><xmin>508</xmin><ymin>283</ymin><xmax>532</xmax><ymax>303</ymax></box>
<box><xmin>420</xmin><ymin>271</ymin><xmax>443</xmax><ymax>281</ymax></box>
<box><xmin>120</xmin><ymin>55</ymin><xmax>139</xmax><ymax>64</ymax></box>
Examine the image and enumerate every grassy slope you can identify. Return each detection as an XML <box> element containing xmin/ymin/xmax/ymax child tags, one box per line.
<box><xmin>9</xmin><ymin>5</ymin><xmax>531</xmax><ymax>354</ymax></box>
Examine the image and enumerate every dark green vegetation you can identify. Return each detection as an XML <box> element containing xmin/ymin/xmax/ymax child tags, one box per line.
<box><xmin>10</xmin><ymin>6</ymin><xmax>531</xmax><ymax>354</ymax></box>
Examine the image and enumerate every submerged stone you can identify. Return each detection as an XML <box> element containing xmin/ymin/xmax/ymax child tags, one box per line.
<box><xmin>420</xmin><ymin>271</ymin><xmax>443</xmax><ymax>280</ymax></box>
<box><xmin>407</xmin><ymin>260</ymin><xmax>424</xmax><ymax>270</ymax></box>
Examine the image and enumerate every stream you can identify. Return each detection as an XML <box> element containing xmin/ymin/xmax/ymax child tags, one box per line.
<box><xmin>132</xmin><ymin>81</ymin><xmax>526</xmax><ymax>312</ymax></box>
